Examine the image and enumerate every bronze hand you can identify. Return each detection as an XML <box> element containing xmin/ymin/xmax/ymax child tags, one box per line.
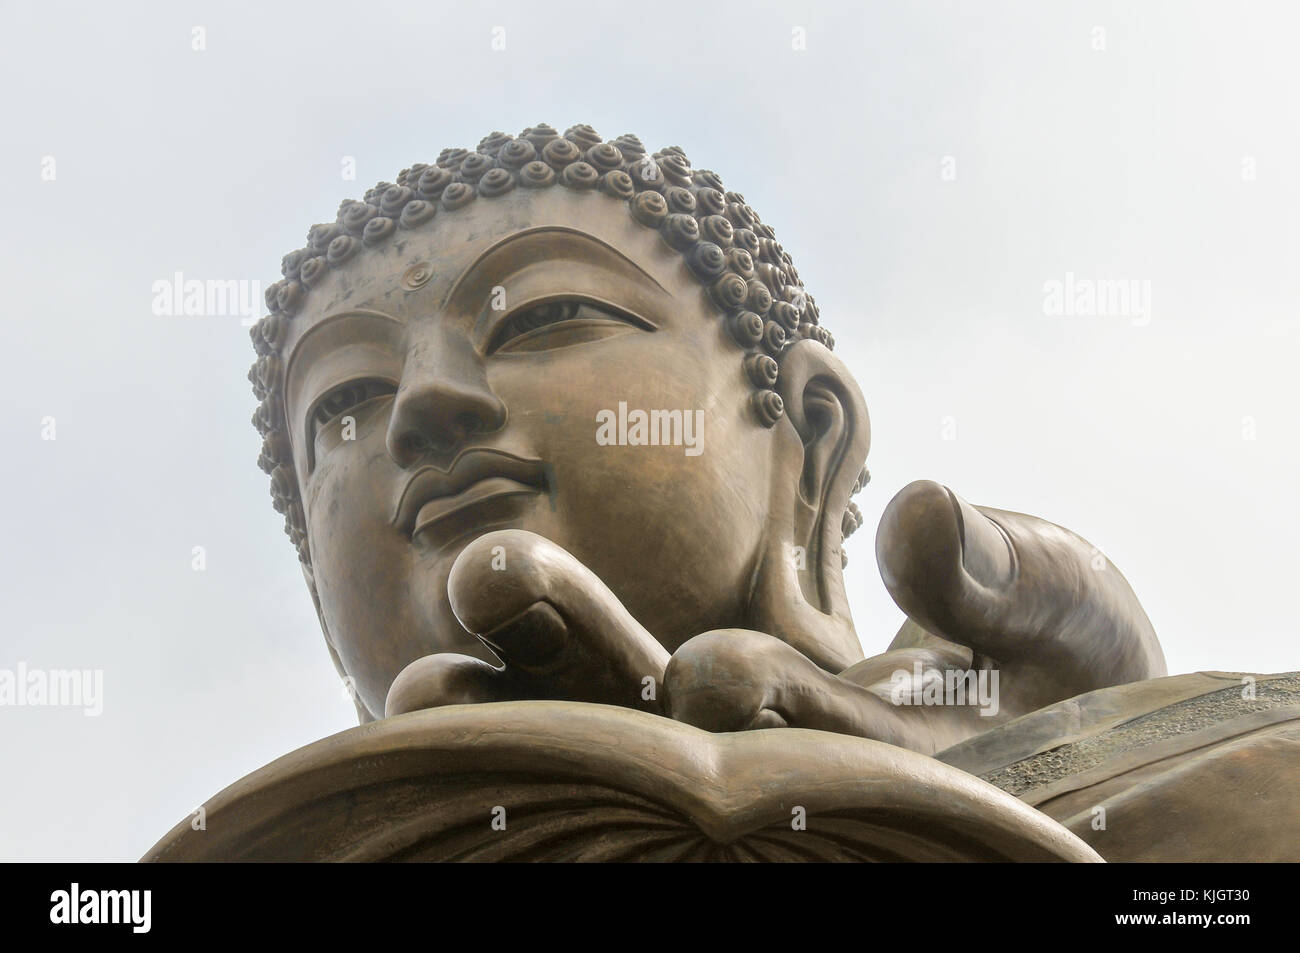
<box><xmin>386</xmin><ymin>530</ymin><xmax>669</xmax><ymax>716</ymax></box>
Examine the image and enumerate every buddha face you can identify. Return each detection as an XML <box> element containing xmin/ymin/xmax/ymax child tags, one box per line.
<box><xmin>280</xmin><ymin>188</ymin><xmax>783</xmax><ymax>718</ymax></box>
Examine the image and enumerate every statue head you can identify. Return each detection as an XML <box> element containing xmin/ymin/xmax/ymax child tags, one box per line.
<box><xmin>249</xmin><ymin>124</ymin><xmax>872</xmax><ymax>721</ymax></box>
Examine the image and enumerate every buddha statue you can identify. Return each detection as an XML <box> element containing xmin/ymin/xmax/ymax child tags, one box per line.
<box><xmin>148</xmin><ymin>124</ymin><xmax>1298</xmax><ymax>862</ymax></box>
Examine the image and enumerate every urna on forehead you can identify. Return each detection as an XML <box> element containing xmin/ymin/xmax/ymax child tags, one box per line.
<box><xmin>248</xmin><ymin>123</ymin><xmax>840</xmax><ymax>564</ymax></box>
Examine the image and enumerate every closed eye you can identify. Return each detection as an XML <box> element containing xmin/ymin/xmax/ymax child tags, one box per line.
<box><xmin>487</xmin><ymin>297</ymin><xmax>653</xmax><ymax>354</ymax></box>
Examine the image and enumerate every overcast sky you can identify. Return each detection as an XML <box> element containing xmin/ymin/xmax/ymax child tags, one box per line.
<box><xmin>3</xmin><ymin>0</ymin><xmax>1297</xmax><ymax>861</ymax></box>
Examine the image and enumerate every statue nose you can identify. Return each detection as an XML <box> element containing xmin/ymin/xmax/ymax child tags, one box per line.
<box><xmin>385</xmin><ymin>351</ymin><xmax>507</xmax><ymax>467</ymax></box>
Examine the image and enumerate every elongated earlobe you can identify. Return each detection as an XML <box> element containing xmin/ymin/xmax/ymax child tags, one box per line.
<box><xmin>778</xmin><ymin>340</ymin><xmax>871</xmax><ymax>605</ymax></box>
<box><xmin>748</xmin><ymin>339</ymin><xmax>871</xmax><ymax>673</ymax></box>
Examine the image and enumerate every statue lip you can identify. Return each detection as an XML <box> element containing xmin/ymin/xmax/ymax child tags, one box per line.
<box><xmin>392</xmin><ymin>449</ymin><xmax>548</xmax><ymax>540</ymax></box>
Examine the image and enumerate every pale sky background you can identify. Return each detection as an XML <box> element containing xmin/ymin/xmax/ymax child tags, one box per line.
<box><xmin>2</xmin><ymin>0</ymin><xmax>1297</xmax><ymax>861</ymax></box>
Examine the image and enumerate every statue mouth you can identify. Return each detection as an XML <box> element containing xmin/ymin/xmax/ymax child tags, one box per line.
<box><xmin>392</xmin><ymin>450</ymin><xmax>548</xmax><ymax>543</ymax></box>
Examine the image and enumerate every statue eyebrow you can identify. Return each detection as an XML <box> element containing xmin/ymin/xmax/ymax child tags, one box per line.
<box><xmin>284</xmin><ymin>307</ymin><xmax>404</xmax><ymax>367</ymax></box>
<box><xmin>282</xmin><ymin>308</ymin><xmax>405</xmax><ymax>417</ymax></box>
<box><xmin>440</xmin><ymin>225</ymin><xmax>669</xmax><ymax>313</ymax></box>
<box><xmin>311</xmin><ymin>306</ymin><xmax>406</xmax><ymax>327</ymax></box>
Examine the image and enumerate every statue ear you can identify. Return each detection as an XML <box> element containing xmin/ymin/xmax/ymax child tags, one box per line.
<box><xmin>748</xmin><ymin>339</ymin><xmax>871</xmax><ymax>672</ymax></box>
<box><xmin>779</xmin><ymin>342</ymin><xmax>871</xmax><ymax>551</ymax></box>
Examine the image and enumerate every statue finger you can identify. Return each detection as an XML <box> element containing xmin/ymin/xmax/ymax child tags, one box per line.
<box><xmin>665</xmin><ymin>630</ymin><xmax>925</xmax><ymax>747</ymax></box>
<box><xmin>384</xmin><ymin>653</ymin><xmax>510</xmax><ymax>717</ymax></box>
<box><xmin>875</xmin><ymin>480</ymin><xmax>1165</xmax><ymax>692</ymax></box>
<box><xmin>447</xmin><ymin>529</ymin><xmax>669</xmax><ymax>710</ymax></box>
